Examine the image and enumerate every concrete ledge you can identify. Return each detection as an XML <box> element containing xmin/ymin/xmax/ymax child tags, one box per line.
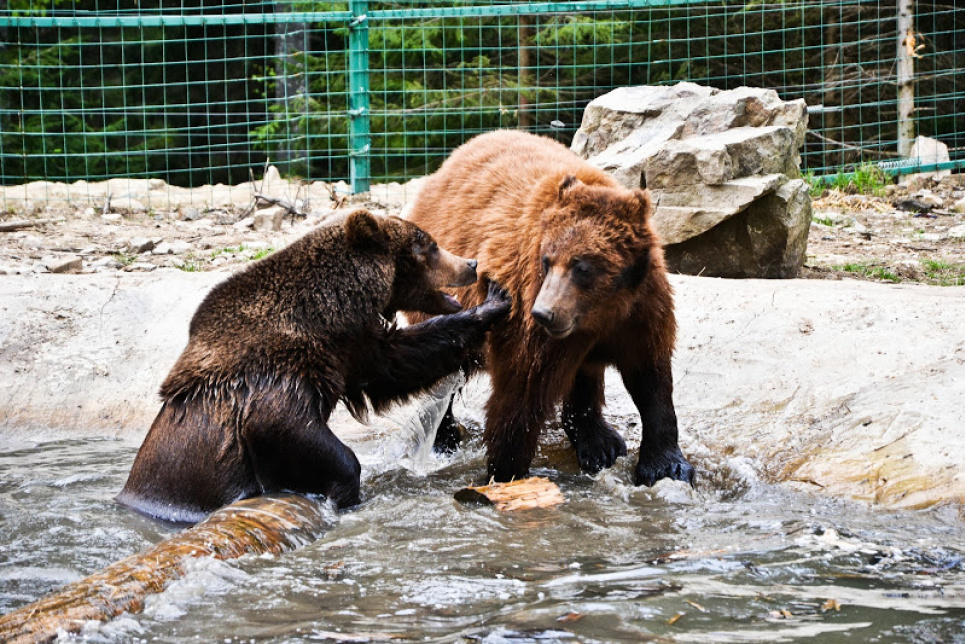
<box><xmin>1</xmin><ymin>272</ymin><xmax>962</xmax><ymax>513</ymax></box>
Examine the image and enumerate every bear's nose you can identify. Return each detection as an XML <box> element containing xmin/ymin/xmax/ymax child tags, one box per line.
<box><xmin>467</xmin><ymin>259</ymin><xmax>478</xmax><ymax>270</ymax></box>
<box><xmin>531</xmin><ymin>306</ymin><xmax>555</xmax><ymax>328</ymax></box>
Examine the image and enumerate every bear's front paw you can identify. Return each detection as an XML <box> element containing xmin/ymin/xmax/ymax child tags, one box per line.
<box><xmin>475</xmin><ymin>278</ymin><xmax>512</xmax><ymax>321</ymax></box>
<box><xmin>569</xmin><ymin>420</ymin><xmax>628</xmax><ymax>474</ymax></box>
<box><xmin>634</xmin><ymin>447</ymin><xmax>695</xmax><ymax>488</ymax></box>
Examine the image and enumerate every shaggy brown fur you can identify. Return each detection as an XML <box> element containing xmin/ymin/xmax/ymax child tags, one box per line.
<box><xmin>118</xmin><ymin>210</ymin><xmax>510</xmax><ymax>523</ymax></box>
<box><xmin>408</xmin><ymin>130</ymin><xmax>694</xmax><ymax>486</ymax></box>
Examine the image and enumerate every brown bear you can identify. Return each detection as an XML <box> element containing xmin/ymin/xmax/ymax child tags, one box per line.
<box><xmin>407</xmin><ymin>130</ymin><xmax>694</xmax><ymax>487</ymax></box>
<box><xmin>117</xmin><ymin>209</ymin><xmax>510</xmax><ymax>523</ymax></box>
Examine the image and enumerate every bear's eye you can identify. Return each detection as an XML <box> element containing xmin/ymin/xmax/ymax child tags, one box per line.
<box><xmin>571</xmin><ymin>260</ymin><xmax>595</xmax><ymax>287</ymax></box>
<box><xmin>541</xmin><ymin>255</ymin><xmax>550</xmax><ymax>274</ymax></box>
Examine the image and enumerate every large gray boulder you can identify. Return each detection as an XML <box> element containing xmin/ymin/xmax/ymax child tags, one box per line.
<box><xmin>572</xmin><ymin>83</ymin><xmax>811</xmax><ymax>278</ymax></box>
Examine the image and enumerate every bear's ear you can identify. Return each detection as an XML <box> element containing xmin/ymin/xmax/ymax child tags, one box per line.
<box><xmin>344</xmin><ymin>209</ymin><xmax>387</xmax><ymax>250</ymax></box>
<box><xmin>558</xmin><ymin>174</ymin><xmax>580</xmax><ymax>201</ymax></box>
<box><xmin>633</xmin><ymin>189</ymin><xmax>653</xmax><ymax>221</ymax></box>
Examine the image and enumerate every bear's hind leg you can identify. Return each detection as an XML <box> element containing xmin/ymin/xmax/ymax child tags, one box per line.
<box><xmin>561</xmin><ymin>364</ymin><xmax>628</xmax><ymax>474</ymax></box>
<box><xmin>243</xmin><ymin>388</ymin><xmax>362</xmax><ymax>508</ymax></box>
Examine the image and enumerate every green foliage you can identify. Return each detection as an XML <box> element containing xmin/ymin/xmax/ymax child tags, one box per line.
<box><xmin>111</xmin><ymin>252</ymin><xmax>137</xmax><ymax>266</ymax></box>
<box><xmin>249</xmin><ymin>247</ymin><xmax>275</xmax><ymax>261</ymax></box>
<box><xmin>835</xmin><ymin>263</ymin><xmax>901</xmax><ymax>283</ymax></box>
<box><xmin>176</xmin><ymin>256</ymin><xmax>203</xmax><ymax>272</ymax></box>
<box><xmin>817</xmin><ymin>163</ymin><xmax>891</xmax><ymax>197</ymax></box>
<box><xmin>211</xmin><ymin>245</ymin><xmax>245</xmax><ymax>259</ymax></box>
<box><xmin>921</xmin><ymin>259</ymin><xmax>965</xmax><ymax>286</ymax></box>
<box><xmin>811</xmin><ymin>215</ymin><xmax>837</xmax><ymax>227</ymax></box>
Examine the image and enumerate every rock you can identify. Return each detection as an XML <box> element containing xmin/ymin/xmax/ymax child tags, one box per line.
<box><xmin>663</xmin><ymin>179</ymin><xmax>811</xmax><ymax>278</ymax></box>
<box><xmin>895</xmin><ymin>197</ymin><xmax>934</xmax><ymax>214</ymax></box>
<box><xmin>909</xmin><ymin>135</ymin><xmax>951</xmax><ymax>179</ymax></box>
<box><xmin>101</xmin><ymin>214</ymin><xmax>123</xmax><ymax>225</ymax></box>
<box><xmin>952</xmin><ymin>197</ymin><xmax>965</xmax><ymax>214</ymax></box>
<box><xmin>169</xmin><ymin>240</ymin><xmax>192</xmax><ymax>255</ymax></box>
<box><xmin>152</xmin><ymin>241</ymin><xmax>172</xmax><ymax>255</ymax></box>
<box><xmin>127</xmin><ymin>237</ymin><xmax>158</xmax><ymax>254</ymax></box>
<box><xmin>44</xmin><ymin>256</ymin><xmax>83</xmax><ymax>274</ymax></box>
<box><xmin>947</xmin><ymin>225</ymin><xmax>965</xmax><ymax>240</ymax></box>
<box><xmin>179</xmin><ymin>207</ymin><xmax>203</xmax><ymax>221</ymax></box>
<box><xmin>233</xmin><ymin>217</ymin><xmax>255</xmax><ymax>230</ymax></box>
<box><xmin>111</xmin><ymin>197</ymin><xmax>148</xmax><ymax>214</ymax></box>
<box><xmin>573</xmin><ymin>83</ymin><xmax>810</xmax><ymax>278</ymax></box>
<box><xmin>912</xmin><ymin>189</ymin><xmax>944</xmax><ymax>209</ymax></box>
<box><xmin>123</xmin><ymin>262</ymin><xmax>157</xmax><ymax>272</ymax></box>
<box><xmin>91</xmin><ymin>257</ymin><xmax>123</xmax><ymax>270</ymax></box>
<box><xmin>252</xmin><ymin>207</ymin><xmax>285</xmax><ymax>232</ymax></box>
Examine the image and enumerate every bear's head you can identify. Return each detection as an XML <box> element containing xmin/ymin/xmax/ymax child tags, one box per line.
<box><xmin>344</xmin><ymin>209</ymin><xmax>479</xmax><ymax>316</ymax></box>
<box><xmin>531</xmin><ymin>175</ymin><xmax>658</xmax><ymax>339</ymax></box>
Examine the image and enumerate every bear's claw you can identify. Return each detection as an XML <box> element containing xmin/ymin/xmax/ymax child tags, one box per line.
<box><xmin>475</xmin><ymin>278</ymin><xmax>511</xmax><ymax>320</ymax></box>
<box><xmin>634</xmin><ymin>447</ymin><xmax>696</xmax><ymax>488</ymax></box>
<box><xmin>571</xmin><ymin>420</ymin><xmax>628</xmax><ymax>474</ymax></box>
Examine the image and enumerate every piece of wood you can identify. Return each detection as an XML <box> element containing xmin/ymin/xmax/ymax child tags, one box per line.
<box><xmin>0</xmin><ymin>494</ymin><xmax>331</xmax><ymax>644</ymax></box>
<box><xmin>454</xmin><ymin>477</ymin><xmax>564</xmax><ymax>511</ymax></box>
<box><xmin>0</xmin><ymin>218</ymin><xmax>64</xmax><ymax>232</ymax></box>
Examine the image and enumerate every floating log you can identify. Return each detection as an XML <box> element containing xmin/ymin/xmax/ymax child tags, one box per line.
<box><xmin>0</xmin><ymin>494</ymin><xmax>332</xmax><ymax>644</ymax></box>
<box><xmin>455</xmin><ymin>477</ymin><xmax>565</xmax><ymax>511</ymax></box>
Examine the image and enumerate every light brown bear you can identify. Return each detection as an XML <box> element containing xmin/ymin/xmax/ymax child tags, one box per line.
<box><xmin>407</xmin><ymin>130</ymin><xmax>694</xmax><ymax>487</ymax></box>
<box><xmin>118</xmin><ymin>210</ymin><xmax>510</xmax><ymax>523</ymax></box>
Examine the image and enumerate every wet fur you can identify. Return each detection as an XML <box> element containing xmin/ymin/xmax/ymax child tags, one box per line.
<box><xmin>118</xmin><ymin>211</ymin><xmax>508</xmax><ymax>522</ymax></box>
<box><xmin>408</xmin><ymin>131</ymin><xmax>693</xmax><ymax>485</ymax></box>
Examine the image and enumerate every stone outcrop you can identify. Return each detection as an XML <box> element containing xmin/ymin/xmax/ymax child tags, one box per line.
<box><xmin>572</xmin><ymin>82</ymin><xmax>811</xmax><ymax>278</ymax></box>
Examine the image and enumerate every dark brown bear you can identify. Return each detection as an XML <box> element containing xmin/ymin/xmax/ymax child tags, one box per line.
<box><xmin>407</xmin><ymin>130</ymin><xmax>694</xmax><ymax>487</ymax></box>
<box><xmin>117</xmin><ymin>210</ymin><xmax>510</xmax><ymax>523</ymax></box>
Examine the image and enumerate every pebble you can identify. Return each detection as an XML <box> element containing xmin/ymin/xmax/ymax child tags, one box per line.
<box><xmin>948</xmin><ymin>225</ymin><xmax>965</xmax><ymax>240</ymax></box>
<box><xmin>233</xmin><ymin>217</ymin><xmax>255</xmax><ymax>230</ymax></box>
<box><xmin>102</xmin><ymin>214</ymin><xmax>123</xmax><ymax>224</ymax></box>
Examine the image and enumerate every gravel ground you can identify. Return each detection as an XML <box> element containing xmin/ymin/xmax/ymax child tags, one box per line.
<box><xmin>803</xmin><ymin>172</ymin><xmax>965</xmax><ymax>285</ymax></box>
<box><xmin>1</xmin><ymin>172</ymin><xmax>963</xmax><ymax>283</ymax></box>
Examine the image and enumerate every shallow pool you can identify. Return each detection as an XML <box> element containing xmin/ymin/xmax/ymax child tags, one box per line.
<box><xmin>1</xmin><ymin>427</ymin><xmax>964</xmax><ymax>643</ymax></box>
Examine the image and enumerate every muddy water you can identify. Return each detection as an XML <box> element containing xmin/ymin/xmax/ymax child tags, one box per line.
<box><xmin>1</xmin><ymin>431</ymin><xmax>964</xmax><ymax>643</ymax></box>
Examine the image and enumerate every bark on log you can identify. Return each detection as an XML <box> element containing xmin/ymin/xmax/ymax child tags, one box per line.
<box><xmin>455</xmin><ymin>477</ymin><xmax>565</xmax><ymax>511</ymax></box>
<box><xmin>0</xmin><ymin>494</ymin><xmax>332</xmax><ymax>644</ymax></box>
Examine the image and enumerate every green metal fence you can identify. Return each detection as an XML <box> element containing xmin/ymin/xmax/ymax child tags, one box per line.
<box><xmin>1</xmin><ymin>1</ymin><xmax>962</xmax><ymax>196</ymax></box>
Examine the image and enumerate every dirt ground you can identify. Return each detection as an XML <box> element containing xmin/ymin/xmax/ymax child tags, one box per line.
<box><xmin>1</xmin><ymin>172</ymin><xmax>964</xmax><ymax>283</ymax></box>
<box><xmin>803</xmin><ymin>172</ymin><xmax>965</xmax><ymax>284</ymax></box>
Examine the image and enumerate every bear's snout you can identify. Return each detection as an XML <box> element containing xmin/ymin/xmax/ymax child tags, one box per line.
<box><xmin>532</xmin><ymin>271</ymin><xmax>578</xmax><ymax>339</ymax></box>
<box><xmin>434</xmin><ymin>248</ymin><xmax>479</xmax><ymax>288</ymax></box>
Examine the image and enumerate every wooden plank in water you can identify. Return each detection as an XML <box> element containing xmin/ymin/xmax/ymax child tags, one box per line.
<box><xmin>455</xmin><ymin>477</ymin><xmax>565</xmax><ymax>511</ymax></box>
<box><xmin>0</xmin><ymin>494</ymin><xmax>331</xmax><ymax>644</ymax></box>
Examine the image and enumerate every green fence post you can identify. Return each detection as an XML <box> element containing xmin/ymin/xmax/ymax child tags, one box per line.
<box><xmin>348</xmin><ymin>0</ymin><xmax>371</xmax><ymax>194</ymax></box>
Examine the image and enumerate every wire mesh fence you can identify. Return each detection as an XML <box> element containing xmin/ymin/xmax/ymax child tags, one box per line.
<box><xmin>1</xmin><ymin>0</ymin><xmax>962</xmax><ymax>198</ymax></box>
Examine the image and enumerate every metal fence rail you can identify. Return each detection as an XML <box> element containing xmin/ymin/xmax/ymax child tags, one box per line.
<box><xmin>1</xmin><ymin>0</ymin><xmax>962</xmax><ymax>196</ymax></box>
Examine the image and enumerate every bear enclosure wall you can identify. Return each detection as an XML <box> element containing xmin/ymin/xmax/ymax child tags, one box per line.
<box><xmin>1</xmin><ymin>0</ymin><xmax>962</xmax><ymax>200</ymax></box>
